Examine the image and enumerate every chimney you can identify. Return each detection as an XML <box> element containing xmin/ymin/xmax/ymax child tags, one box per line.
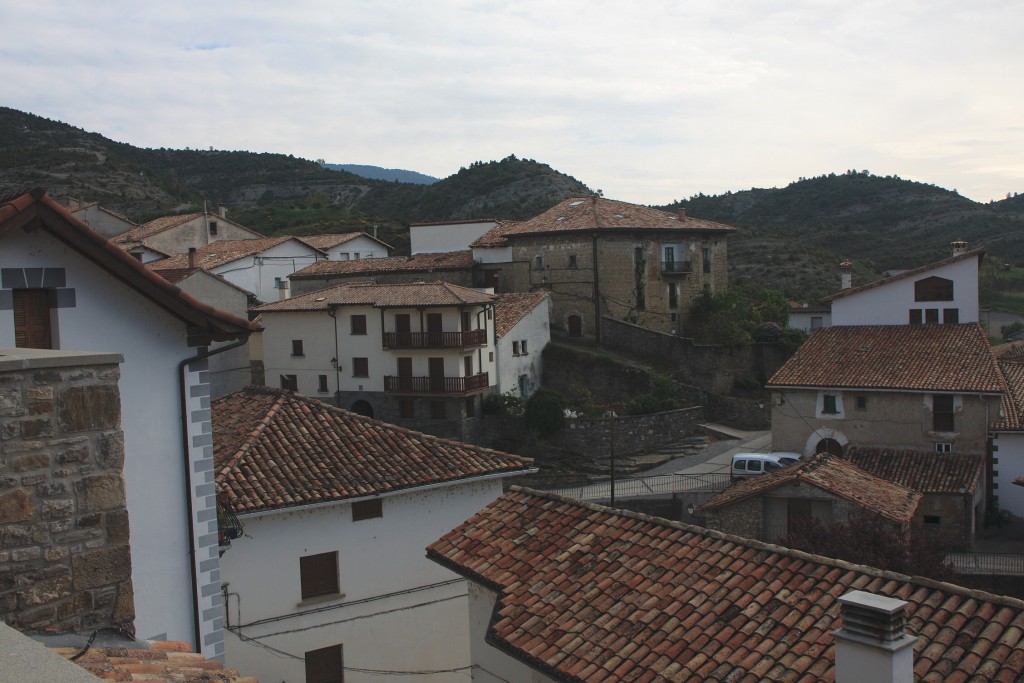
<box><xmin>840</xmin><ymin>260</ymin><xmax>854</xmax><ymax>289</ymax></box>
<box><xmin>833</xmin><ymin>591</ymin><xmax>916</xmax><ymax>683</ymax></box>
<box><xmin>678</xmin><ymin>208</ymin><xmax>687</xmax><ymax>219</ymax></box>
<box><xmin>952</xmin><ymin>238</ymin><xmax>967</xmax><ymax>256</ymax></box>
<box><xmin>188</xmin><ymin>247</ymin><xmax>197</xmax><ymax>270</ymax></box>
<box><xmin>218</xmin><ymin>205</ymin><xmax>227</xmax><ymax>218</ymax></box>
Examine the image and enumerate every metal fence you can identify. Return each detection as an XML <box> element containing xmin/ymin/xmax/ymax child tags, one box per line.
<box><xmin>546</xmin><ymin>473</ymin><xmax>731</xmax><ymax>502</ymax></box>
<box><xmin>947</xmin><ymin>553</ymin><xmax>1024</xmax><ymax>576</ymax></box>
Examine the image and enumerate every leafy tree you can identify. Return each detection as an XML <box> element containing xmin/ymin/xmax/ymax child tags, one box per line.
<box><xmin>688</xmin><ymin>284</ymin><xmax>790</xmax><ymax>346</ymax></box>
<box><xmin>524</xmin><ymin>388</ymin><xmax>566</xmax><ymax>436</ymax></box>
<box><xmin>785</xmin><ymin>509</ymin><xmax>957</xmax><ymax>582</ymax></box>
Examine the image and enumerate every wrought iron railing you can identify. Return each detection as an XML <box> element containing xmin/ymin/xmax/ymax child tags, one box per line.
<box><xmin>383</xmin><ymin>372</ymin><xmax>490</xmax><ymax>394</ymax></box>
<box><xmin>947</xmin><ymin>553</ymin><xmax>1024</xmax><ymax>575</ymax></box>
<box><xmin>383</xmin><ymin>329</ymin><xmax>487</xmax><ymax>350</ymax></box>
<box><xmin>545</xmin><ymin>473</ymin><xmax>730</xmax><ymax>501</ymax></box>
<box><xmin>661</xmin><ymin>260</ymin><xmax>693</xmax><ymax>275</ymax></box>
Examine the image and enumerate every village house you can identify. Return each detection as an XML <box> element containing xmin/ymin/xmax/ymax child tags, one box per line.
<box><xmin>993</xmin><ymin>353</ymin><xmax>1024</xmax><ymax>518</ymax></box>
<box><xmin>296</xmin><ymin>231</ymin><xmax>392</xmax><ymax>261</ymax></box>
<box><xmin>493</xmin><ymin>291</ymin><xmax>551</xmax><ymax>398</ymax></box>
<box><xmin>467</xmin><ymin>196</ymin><xmax>735</xmax><ymax>340</ymax></box>
<box><xmin>0</xmin><ymin>188</ymin><xmax>256</xmax><ymax>657</ymax></box>
<box><xmin>698</xmin><ymin>453</ymin><xmax>920</xmax><ymax>544</ymax></box>
<box><xmin>252</xmin><ymin>280</ymin><xmax>497</xmax><ymax>439</ymax></box>
<box><xmin>112</xmin><ymin>208</ymin><xmax>263</xmax><ymax>260</ymax></box>
<box><xmin>64</xmin><ymin>198</ymin><xmax>138</xmax><ymax>238</ymax></box>
<box><xmin>288</xmin><ymin>250</ymin><xmax>476</xmax><ymax>295</ymax></box>
<box><xmin>148</xmin><ymin>236</ymin><xmax>328</xmax><ymax>303</ymax></box>
<box><xmin>428</xmin><ymin>487</ymin><xmax>1024</xmax><ymax>682</ymax></box>
<box><xmin>766</xmin><ymin>323</ymin><xmax>1004</xmax><ymax>458</ymax></box>
<box><xmin>215</xmin><ymin>387</ymin><xmax>533</xmax><ymax>683</ymax></box>
<box><xmin>409</xmin><ymin>218</ymin><xmax>502</xmax><ymax>254</ymax></box>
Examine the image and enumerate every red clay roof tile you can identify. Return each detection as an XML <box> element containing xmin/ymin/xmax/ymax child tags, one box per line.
<box><xmin>252</xmin><ymin>280</ymin><xmax>494</xmax><ymax>313</ymax></box>
<box><xmin>844</xmin><ymin>447</ymin><xmax>983</xmax><ymax>494</ymax></box>
<box><xmin>291</xmin><ymin>250</ymin><xmax>475</xmax><ymax>280</ymax></box>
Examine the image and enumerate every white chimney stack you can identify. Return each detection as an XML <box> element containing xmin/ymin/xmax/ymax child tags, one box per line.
<box><xmin>952</xmin><ymin>239</ymin><xmax>967</xmax><ymax>256</ymax></box>
<box><xmin>833</xmin><ymin>591</ymin><xmax>916</xmax><ymax>683</ymax></box>
<box><xmin>188</xmin><ymin>247</ymin><xmax>197</xmax><ymax>270</ymax></box>
<box><xmin>219</xmin><ymin>205</ymin><xmax>227</xmax><ymax>218</ymax></box>
<box><xmin>840</xmin><ymin>260</ymin><xmax>854</xmax><ymax>289</ymax></box>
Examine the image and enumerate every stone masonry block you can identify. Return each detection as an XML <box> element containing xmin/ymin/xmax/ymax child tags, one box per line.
<box><xmin>0</xmin><ymin>490</ymin><xmax>33</xmax><ymax>524</ymax></box>
<box><xmin>76</xmin><ymin>474</ymin><xmax>126</xmax><ymax>513</ymax></box>
<box><xmin>0</xmin><ymin>389</ymin><xmax>23</xmax><ymax>417</ymax></box>
<box><xmin>72</xmin><ymin>545</ymin><xmax>132</xmax><ymax>590</ymax></box>
<box><xmin>11</xmin><ymin>453</ymin><xmax>49</xmax><ymax>473</ymax></box>
<box><xmin>58</xmin><ymin>385</ymin><xmax>120</xmax><ymax>433</ymax></box>
<box><xmin>96</xmin><ymin>432</ymin><xmax>124</xmax><ymax>470</ymax></box>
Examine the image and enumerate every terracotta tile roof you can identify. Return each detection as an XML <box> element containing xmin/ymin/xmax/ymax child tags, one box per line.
<box><xmin>469</xmin><ymin>220</ymin><xmax>525</xmax><ymax>248</ymax></box>
<box><xmin>822</xmin><ymin>248</ymin><xmax>985</xmax><ymax>302</ymax></box>
<box><xmin>496</xmin><ymin>196</ymin><xmax>736</xmax><ymax>238</ymax></box>
<box><xmin>146</xmin><ymin>236</ymin><xmax>320</xmax><ymax>271</ymax></box>
<box><xmin>428</xmin><ymin>487</ymin><xmax>1024</xmax><ymax>683</ymax></box>
<box><xmin>698</xmin><ymin>453</ymin><xmax>920</xmax><ymax>523</ymax></box>
<box><xmin>494</xmin><ymin>292</ymin><xmax>550</xmax><ymax>339</ymax></box>
<box><xmin>55</xmin><ymin>639</ymin><xmax>258</xmax><ymax>682</ymax></box>
<box><xmin>844</xmin><ymin>447</ymin><xmax>984</xmax><ymax>495</ymax></box>
<box><xmin>995</xmin><ymin>360</ymin><xmax>1024</xmax><ymax>431</ymax></box>
<box><xmin>0</xmin><ymin>189</ymin><xmax>256</xmax><ymax>343</ymax></box>
<box><xmin>253</xmin><ymin>280</ymin><xmax>495</xmax><ymax>313</ymax></box>
<box><xmin>767</xmin><ymin>324</ymin><xmax>1006</xmax><ymax>393</ymax></box>
<box><xmin>290</xmin><ymin>250</ymin><xmax>475</xmax><ymax>280</ymax></box>
<box><xmin>297</xmin><ymin>232</ymin><xmax>393</xmax><ymax>251</ymax></box>
<box><xmin>214</xmin><ymin>387</ymin><xmax>533</xmax><ymax>513</ymax></box>
<box><xmin>992</xmin><ymin>340</ymin><xmax>1024</xmax><ymax>361</ymax></box>
<box><xmin>112</xmin><ymin>212</ymin><xmax>204</xmax><ymax>245</ymax></box>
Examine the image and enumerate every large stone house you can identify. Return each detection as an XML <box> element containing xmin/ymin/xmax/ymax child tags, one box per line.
<box><xmin>112</xmin><ymin>208</ymin><xmax>263</xmax><ymax>260</ymax></box>
<box><xmin>215</xmin><ymin>387</ymin><xmax>533</xmax><ymax>682</ymax></box>
<box><xmin>0</xmin><ymin>188</ymin><xmax>255</xmax><ymax>657</ymax></box>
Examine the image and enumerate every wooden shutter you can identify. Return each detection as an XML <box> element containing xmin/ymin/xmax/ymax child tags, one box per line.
<box><xmin>300</xmin><ymin>552</ymin><xmax>338</xmax><ymax>599</ymax></box>
<box><xmin>13</xmin><ymin>289</ymin><xmax>52</xmax><ymax>349</ymax></box>
<box><xmin>305</xmin><ymin>644</ymin><xmax>343</xmax><ymax>683</ymax></box>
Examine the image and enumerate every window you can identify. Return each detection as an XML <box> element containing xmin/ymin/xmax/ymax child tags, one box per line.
<box><xmin>518</xmin><ymin>374</ymin><xmax>528</xmax><ymax>396</ymax></box>
<box><xmin>305</xmin><ymin>644</ymin><xmax>343</xmax><ymax>683</ymax></box>
<box><xmin>811</xmin><ymin>316</ymin><xmax>823</xmax><ymax>330</ymax></box>
<box><xmin>13</xmin><ymin>289</ymin><xmax>52</xmax><ymax>349</ymax></box>
<box><xmin>521</xmin><ymin>340</ymin><xmax>528</xmax><ymax>354</ymax></box>
<box><xmin>944</xmin><ymin>308</ymin><xmax>959</xmax><ymax>324</ymax></box>
<box><xmin>292</xmin><ymin>339</ymin><xmax>304</xmax><ymax>357</ymax></box>
<box><xmin>909</xmin><ymin>309</ymin><xmax>923</xmax><ymax>325</ymax></box>
<box><xmin>318</xmin><ymin>375</ymin><xmax>329</xmax><ymax>393</ymax></box>
<box><xmin>534</xmin><ymin>255</ymin><xmax>544</xmax><ymax>270</ymax></box>
<box><xmin>914</xmin><ymin>276</ymin><xmax>954</xmax><ymax>302</ymax></box>
<box><xmin>923</xmin><ymin>515</ymin><xmax>941</xmax><ymax>525</ymax></box>
<box><xmin>350</xmin><ymin>315</ymin><xmax>367</xmax><ymax>335</ymax></box>
<box><xmin>822</xmin><ymin>394</ymin><xmax>838</xmax><ymax>414</ymax></box>
<box><xmin>568</xmin><ymin>254</ymin><xmax>578</xmax><ymax>269</ymax></box>
<box><xmin>352</xmin><ymin>499</ymin><xmax>382</xmax><ymax>521</ymax></box>
<box><xmin>935</xmin><ymin>442</ymin><xmax>953</xmax><ymax>453</ymax></box>
<box><xmin>702</xmin><ymin>247</ymin><xmax>711</xmax><ymax>273</ymax></box>
<box><xmin>489</xmin><ymin>351</ymin><xmax>494</xmax><ymax>362</ymax></box>
<box><xmin>668</xmin><ymin>282</ymin><xmax>678</xmax><ymax>309</ymax></box>
<box><xmin>208</xmin><ymin>221</ymin><xmax>218</xmax><ymax>236</ymax></box>
<box><xmin>933</xmin><ymin>394</ymin><xmax>955</xmax><ymax>432</ymax></box>
<box><xmin>431</xmin><ymin>400</ymin><xmax>446</xmax><ymax>419</ymax></box>
<box><xmin>352</xmin><ymin>252</ymin><xmax>360</xmax><ymax>259</ymax></box>
<box><xmin>855</xmin><ymin>395</ymin><xmax>867</xmax><ymax>410</ymax></box>
<box><xmin>925</xmin><ymin>308</ymin><xmax>939</xmax><ymax>324</ymax></box>
<box><xmin>352</xmin><ymin>358</ymin><xmax>368</xmax><ymax>377</ymax></box>
<box><xmin>299</xmin><ymin>551</ymin><xmax>338</xmax><ymax>600</ymax></box>
<box><xmin>399</xmin><ymin>399</ymin><xmax>415</xmax><ymax>418</ymax></box>
<box><xmin>281</xmin><ymin>374</ymin><xmax>298</xmax><ymax>391</ymax></box>
<box><xmin>512</xmin><ymin>341</ymin><xmax>521</xmax><ymax>356</ymax></box>
<box><xmin>663</xmin><ymin>246</ymin><xmax>675</xmax><ymax>265</ymax></box>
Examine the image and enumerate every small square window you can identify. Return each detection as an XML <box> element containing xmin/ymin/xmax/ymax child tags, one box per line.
<box><xmin>925</xmin><ymin>308</ymin><xmax>940</xmax><ymax>324</ymax></box>
<box><xmin>318</xmin><ymin>375</ymin><xmax>329</xmax><ymax>393</ymax></box>
<box><xmin>399</xmin><ymin>399</ymin><xmax>415</xmax><ymax>418</ymax></box>
<box><xmin>292</xmin><ymin>339</ymin><xmax>304</xmax><ymax>357</ymax></box>
<box><xmin>856</xmin><ymin>395</ymin><xmax>867</xmax><ymax>410</ymax></box>
<box><xmin>489</xmin><ymin>352</ymin><xmax>494</xmax><ymax>362</ymax></box>
<box><xmin>512</xmin><ymin>341</ymin><xmax>521</xmax><ymax>355</ymax></box>
<box><xmin>909</xmin><ymin>309</ymin><xmax>923</xmax><ymax>325</ymax></box>
<box><xmin>521</xmin><ymin>340</ymin><xmax>528</xmax><ymax>354</ymax></box>
<box><xmin>568</xmin><ymin>254</ymin><xmax>577</xmax><ymax>269</ymax></box>
<box><xmin>944</xmin><ymin>308</ymin><xmax>959</xmax><ymax>324</ymax></box>
<box><xmin>923</xmin><ymin>515</ymin><xmax>941</xmax><ymax>525</ymax></box>
<box><xmin>822</xmin><ymin>394</ymin><xmax>838</xmax><ymax>414</ymax></box>
<box><xmin>431</xmin><ymin>400</ymin><xmax>446</xmax><ymax>419</ymax></box>
<box><xmin>352</xmin><ymin>499</ymin><xmax>382</xmax><ymax>521</ymax></box>
<box><xmin>935</xmin><ymin>442</ymin><xmax>953</xmax><ymax>453</ymax></box>
<box><xmin>350</xmin><ymin>315</ymin><xmax>367</xmax><ymax>335</ymax></box>
<box><xmin>281</xmin><ymin>374</ymin><xmax>298</xmax><ymax>391</ymax></box>
<box><xmin>299</xmin><ymin>552</ymin><xmax>338</xmax><ymax>600</ymax></box>
<box><xmin>534</xmin><ymin>255</ymin><xmax>544</xmax><ymax>270</ymax></box>
<box><xmin>305</xmin><ymin>644</ymin><xmax>343</xmax><ymax>683</ymax></box>
<box><xmin>209</xmin><ymin>221</ymin><xmax>218</xmax><ymax>236</ymax></box>
<box><xmin>352</xmin><ymin>358</ymin><xmax>369</xmax><ymax>377</ymax></box>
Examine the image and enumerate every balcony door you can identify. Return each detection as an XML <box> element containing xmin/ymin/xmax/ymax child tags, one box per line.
<box><xmin>395</xmin><ymin>313</ymin><xmax>411</xmax><ymax>347</ymax></box>
<box><xmin>397</xmin><ymin>357</ymin><xmax>413</xmax><ymax>392</ymax></box>
<box><xmin>429</xmin><ymin>357</ymin><xmax>445</xmax><ymax>392</ymax></box>
<box><xmin>464</xmin><ymin>356</ymin><xmax>474</xmax><ymax>377</ymax></box>
<box><xmin>427</xmin><ymin>313</ymin><xmax>443</xmax><ymax>347</ymax></box>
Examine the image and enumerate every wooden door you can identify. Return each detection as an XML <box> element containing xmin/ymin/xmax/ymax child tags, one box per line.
<box><xmin>14</xmin><ymin>289</ymin><xmax>52</xmax><ymax>349</ymax></box>
<box><xmin>429</xmin><ymin>357</ymin><xmax>445</xmax><ymax>392</ymax></box>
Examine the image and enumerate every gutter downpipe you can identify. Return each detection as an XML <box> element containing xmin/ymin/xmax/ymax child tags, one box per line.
<box><xmin>178</xmin><ymin>334</ymin><xmax>250</xmax><ymax>653</ymax></box>
<box><xmin>592</xmin><ymin>233</ymin><xmax>602</xmax><ymax>343</ymax></box>
<box><xmin>329</xmin><ymin>306</ymin><xmax>341</xmax><ymax>407</ymax></box>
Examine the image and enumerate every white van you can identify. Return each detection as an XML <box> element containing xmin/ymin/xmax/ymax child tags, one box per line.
<box><xmin>730</xmin><ymin>452</ymin><xmax>800</xmax><ymax>480</ymax></box>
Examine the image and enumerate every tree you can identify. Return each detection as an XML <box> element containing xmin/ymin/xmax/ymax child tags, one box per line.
<box><xmin>524</xmin><ymin>388</ymin><xmax>566</xmax><ymax>436</ymax></box>
<box><xmin>687</xmin><ymin>284</ymin><xmax>790</xmax><ymax>346</ymax></box>
<box><xmin>785</xmin><ymin>509</ymin><xmax>957</xmax><ymax>581</ymax></box>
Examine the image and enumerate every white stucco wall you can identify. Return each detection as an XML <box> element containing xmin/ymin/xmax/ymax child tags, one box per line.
<box><xmin>410</xmin><ymin>221</ymin><xmax>497</xmax><ymax>254</ymax></box>
<box><xmin>221</xmin><ymin>478</ymin><xmax>507</xmax><ymax>683</ymax></box>
<box><xmin>496</xmin><ymin>298</ymin><xmax>550</xmax><ymax>397</ymax></box>
<box><xmin>0</xmin><ymin>229</ymin><xmax>221</xmax><ymax>650</ymax></box>
<box><xmin>993</xmin><ymin>433</ymin><xmax>1024</xmax><ymax>517</ymax></box>
<box><xmin>211</xmin><ymin>239</ymin><xmax>324</xmax><ymax>303</ymax></box>
<box><xmin>830</xmin><ymin>256</ymin><xmax>980</xmax><ymax>326</ymax></box>
<box><xmin>466</xmin><ymin>583</ymin><xmax>555</xmax><ymax>683</ymax></box>
<box><xmin>321</xmin><ymin>235</ymin><xmax>390</xmax><ymax>261</ymax></box>
<box><xmin>474</xmin><ymin>244</ymin><xmax>514</xmax><ymax>264</ymax></box>
<box><xmin>789</xmin><ymin>308</ymin><xmax>832</xmax><ymax>333</ymax></box>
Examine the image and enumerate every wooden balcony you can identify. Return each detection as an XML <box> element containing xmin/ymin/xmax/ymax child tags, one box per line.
<box><xmin>384</xmin><ymin>372</ymin><xmax>490</xmax><ymax>395</ymax></box>
<box><xmin>661</xmin><ymin>260</ymin><xmax>693</xmax><ymax>276</ymax></box>
<box><xmin>382</xmin><ymin>329</ymin><xmax>488</xmax><ymax>350</ymax></box>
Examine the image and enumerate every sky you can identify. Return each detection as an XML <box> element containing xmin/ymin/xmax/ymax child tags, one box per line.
<box><xmin>3</xmin><ymin>1</ymin><xmax>1023</xmax><ymax>205</ymax></box>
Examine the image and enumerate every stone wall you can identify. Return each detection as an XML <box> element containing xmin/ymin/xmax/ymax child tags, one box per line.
<box><xmin>601</xmin><ymin>317</ymin><xmax>790</xmax><ymax>394</ymax></box>
<box><xmin>547</xmin><ymin>407</ymin><xmax>705</xmax><ymax>459</ymax></box>
<box><xmin>0</xmin><ymin>349</ymin><xmax>133</xmax><ymax>634</ymax></box>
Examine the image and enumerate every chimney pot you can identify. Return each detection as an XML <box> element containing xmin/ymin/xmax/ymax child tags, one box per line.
<box><xmin>840</xmin><ymin>259</ymin><xmax>854</xmax><ymax>289</ymax></box>
<box><xmin>952</xmin><ymin>239</ymin><xmax>967</xmax><ymax>256</ymax></box>
<box><xmin>833</xmin><ymin>591</ymin><xmax>915</xmax><ymax>683</ymax></box>
<box><xmin>678</xmin><ymin>208</ymin><xmax>687</xmax><ymax>219</ymax></box>
<box><xmin>219</xmin><ymin>205</ymin><xmax>227</xmax><ymax>218</ymax></box>
<box><xmin>188</xmin><ymin>247</ymin><xmax>197</xmax><ymax>269</ymax></box>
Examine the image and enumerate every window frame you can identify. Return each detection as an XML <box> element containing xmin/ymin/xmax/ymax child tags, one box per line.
<box><xmin>291</xmin><ymin>339</ymin><xmax>305</xmax><ymax>357</ymax></box>
<box><xmin>299</xmin><ymin>551</ymin><xmax>339</xmax><ymax>601</ymax></box>
<box><xmin>304</xmin><ymin>644</ymin><xmax>343</xmax><ymax>683</ymax></box>
<box><xmin>281</xmin><ymin>374</ymin><xmax>298</xmax><ymax>391</ymax></box>
<box><xmin>318</xmin><ymin>374</ymin><xmax>329</xmax><ymax>393</ymax></box>
<box><xmin>933</xmin><ymin>394</ymin><xmax>955</xmax><ymax>432</ymax></box>
<box><xmin>352</xmin><ymin>499</ymin><xmax>382</xmax><ymax>522</ymax></box>
<box><xmin>350</xmin><ymin>315</ymin><xmax>367</xmax><ymax>335</ymax></box>
<box><xmin>352</xmin><ymin>357</ymin><xmax>369</xmax><ymax>378</ymax></box>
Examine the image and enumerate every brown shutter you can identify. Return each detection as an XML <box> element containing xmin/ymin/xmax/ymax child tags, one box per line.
<box><xmin>14</xmin><ymin>289</ymin><xmax>52</xmax><ymax>349</ymax></box>
<box><xmin>300</xmin><ymin>552</ymin><xmax>338</xmax><ymax>599</ymax></box>
<box><xmin>305</xmin><ymin>644</ymin><xmax>343</xmax><ymax>683</ymax></box>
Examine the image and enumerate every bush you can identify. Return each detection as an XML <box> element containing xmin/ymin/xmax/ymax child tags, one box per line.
<box><xmin>524</xmin><ymin>388</ymin><xmax>566</xmax><ymax>436</ymax></box>
<box><xmin>483</xmin><ymin>391</ymin><xmax>526</xmax><ymax>417</ymax></box>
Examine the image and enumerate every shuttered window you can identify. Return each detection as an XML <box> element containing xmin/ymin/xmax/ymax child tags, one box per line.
<box><xmin>14</xmin><ymin>289</ymin><xmax>52</xmax><ymax>349</ymax></box>
<box><xmin>300</xmin><ymin>551</ymin><xmax>339</xmax><ymax>599</ymax></box>
<box><xmin>933</xmin><ymin>395</ymin><xmax>955</xmax><ymax>432</ymax></box>
<box><xmin>305</xmin><ymin>644</ymin><xmax>343</xmax><ymax>683</ymax></box>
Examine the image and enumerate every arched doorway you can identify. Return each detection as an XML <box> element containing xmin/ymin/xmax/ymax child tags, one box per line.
<box><xmin>568</xmin><ymin>315</ymin><xmax>582</xmax><ymax>337</ymax></box>
<box><xmin>815</xmin><ymin>438</ymin><xmax>843</xmax><ymax>456</ymax></box>
<box><xmin>350</xmin><ymin>400</ymin><xmax>374</xmax><ymax>418</ymax></box>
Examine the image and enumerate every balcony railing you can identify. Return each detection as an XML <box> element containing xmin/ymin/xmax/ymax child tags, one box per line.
<box><xmin>383</xmin><ymin>329</ymin><xmax>488</xmax><ymax>350</ymax></box>
<box><xmin>661</xmin><ymin>260</ymin><xmax>693</xmax><ymax>275</ymax></box>
<box><xmin>384</xmin><ymin>372</ymin><xmax>490</xmax><ymax>395</ymax></box>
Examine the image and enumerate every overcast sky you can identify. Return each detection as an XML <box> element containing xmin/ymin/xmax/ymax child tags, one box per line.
<box><xmin>3</xmin><ymin>1</ymin><xmax>1022</xmax><ymax>205</ymax></box>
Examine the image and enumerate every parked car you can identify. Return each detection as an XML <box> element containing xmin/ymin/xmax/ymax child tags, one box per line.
<box><xmin>730</xmin><ymin>452</ymin><xmax>799</xmax><ymax>480</ymax></box>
